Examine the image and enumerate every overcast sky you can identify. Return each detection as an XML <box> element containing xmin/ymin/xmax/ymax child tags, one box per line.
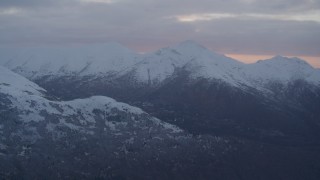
<box><xmin>0</xmin><ymin>0</ymin><xmax>319</xmax><ymax>66</ymax></box>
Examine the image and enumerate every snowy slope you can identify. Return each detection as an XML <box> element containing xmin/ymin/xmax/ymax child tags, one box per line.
<box><xmin>0</xmin><ymin>66</ymin><xmax>181</xmax><ymax>133</ymax></box>
<box><xmin>0</xmin><ymin>42</ymin><xmax>141</xmax><ymax>79</ymax></box>
<box><xmin>0</xmin><ymin>66</ymin><xmax>46</xmax><ymax>96</ymax></box>
<box><xmin>1</xmin><ymin>66</ymin><xmax>235</xmax><ymax>179</ymax></box>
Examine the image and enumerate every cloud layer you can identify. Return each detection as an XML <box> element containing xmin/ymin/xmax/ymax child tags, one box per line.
<box><xmin>0</xmin><ymin>0</ymin><xmax>319</xmax><ymax>58</ymax></box>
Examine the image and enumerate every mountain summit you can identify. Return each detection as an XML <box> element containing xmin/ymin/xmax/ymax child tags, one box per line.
<box><xmin>246</xmin><ymin>56</ymin><xmax>320</xmax><ymax>85</ymax></box>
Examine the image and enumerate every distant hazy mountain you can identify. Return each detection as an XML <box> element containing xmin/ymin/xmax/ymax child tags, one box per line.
<box><xmin>0</xmin><ymin>42</ymin><xmax>141</xmax><ymax>78</ymax></box>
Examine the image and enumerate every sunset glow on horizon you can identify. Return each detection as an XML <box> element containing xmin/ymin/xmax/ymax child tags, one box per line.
<box><xmin>227</xmin><ymin>54</ymin><xmax>320</xmax><ymax>68</ymax></box>
<box><xmin>0</xmin><ymin>0</ymin><xmax>319</xmax><ymax>66</ymax></box>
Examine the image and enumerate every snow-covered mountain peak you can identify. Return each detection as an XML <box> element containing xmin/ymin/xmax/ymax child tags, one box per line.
<box><xmin>254</xmin><ymin>56</ymin><xmax>314</xmax><ymax>74</ymax></box>
<box><xmin>169</xmin><ymin>40</ymin><xmax>243</xmax><ymax>67</ymax></box>
<box><xmin>129</xmin><ymin>40</ymin><xmax>249</xmax><ymax>86</ymax></box>
<box><xmin>247</xmin><ymin>56</ymin><xmax>320</xmax><ymax>85</ymax></box>
<box><xmin>172</xmin><ymin>40</ymin><xmax>206</xmax><ymax>51</ymax></box>
<box><xmin>169</xmin><ymin>40</ymin><xmax>223</xmax><ymax>59</ymax></box>
<box><xmin>259</xmin><ymin>55</ymin><xmax>312</xmax><ymax>68</ymax></box>
<box><xmin>128</xmin><ymin>41</ymin><xmax>206</xmax><ymax>83</ymax></box>
<box><xmin>148</xmin><ymin>40</ymin><xmax>209</xmax><ymax>58</ymax></box>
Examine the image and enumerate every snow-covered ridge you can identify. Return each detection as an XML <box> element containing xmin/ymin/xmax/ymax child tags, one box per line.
<box><xmin>0</xmin><ymin>41</ymin><xmax>319</xmax><ymax>87</ymax></box>
<box><xmin>0</xmin><ymin>66</ymin><xmax>182</xmax><ymax>133</ymax></box>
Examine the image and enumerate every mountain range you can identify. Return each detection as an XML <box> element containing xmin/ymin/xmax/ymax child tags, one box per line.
<box><xmin>1</xmin><ymin>41</ymin><xmax>319</xmax><ymax>141</ymax></box>
<box><xmin>1</xmin><ymin>41</ymin><xmax>319</xmax><ymax>88</ymax></box>
<box><xmin>1</xmin><ymin>41</ymin><xmax>320</xmax><ymax>179</ymax></box>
